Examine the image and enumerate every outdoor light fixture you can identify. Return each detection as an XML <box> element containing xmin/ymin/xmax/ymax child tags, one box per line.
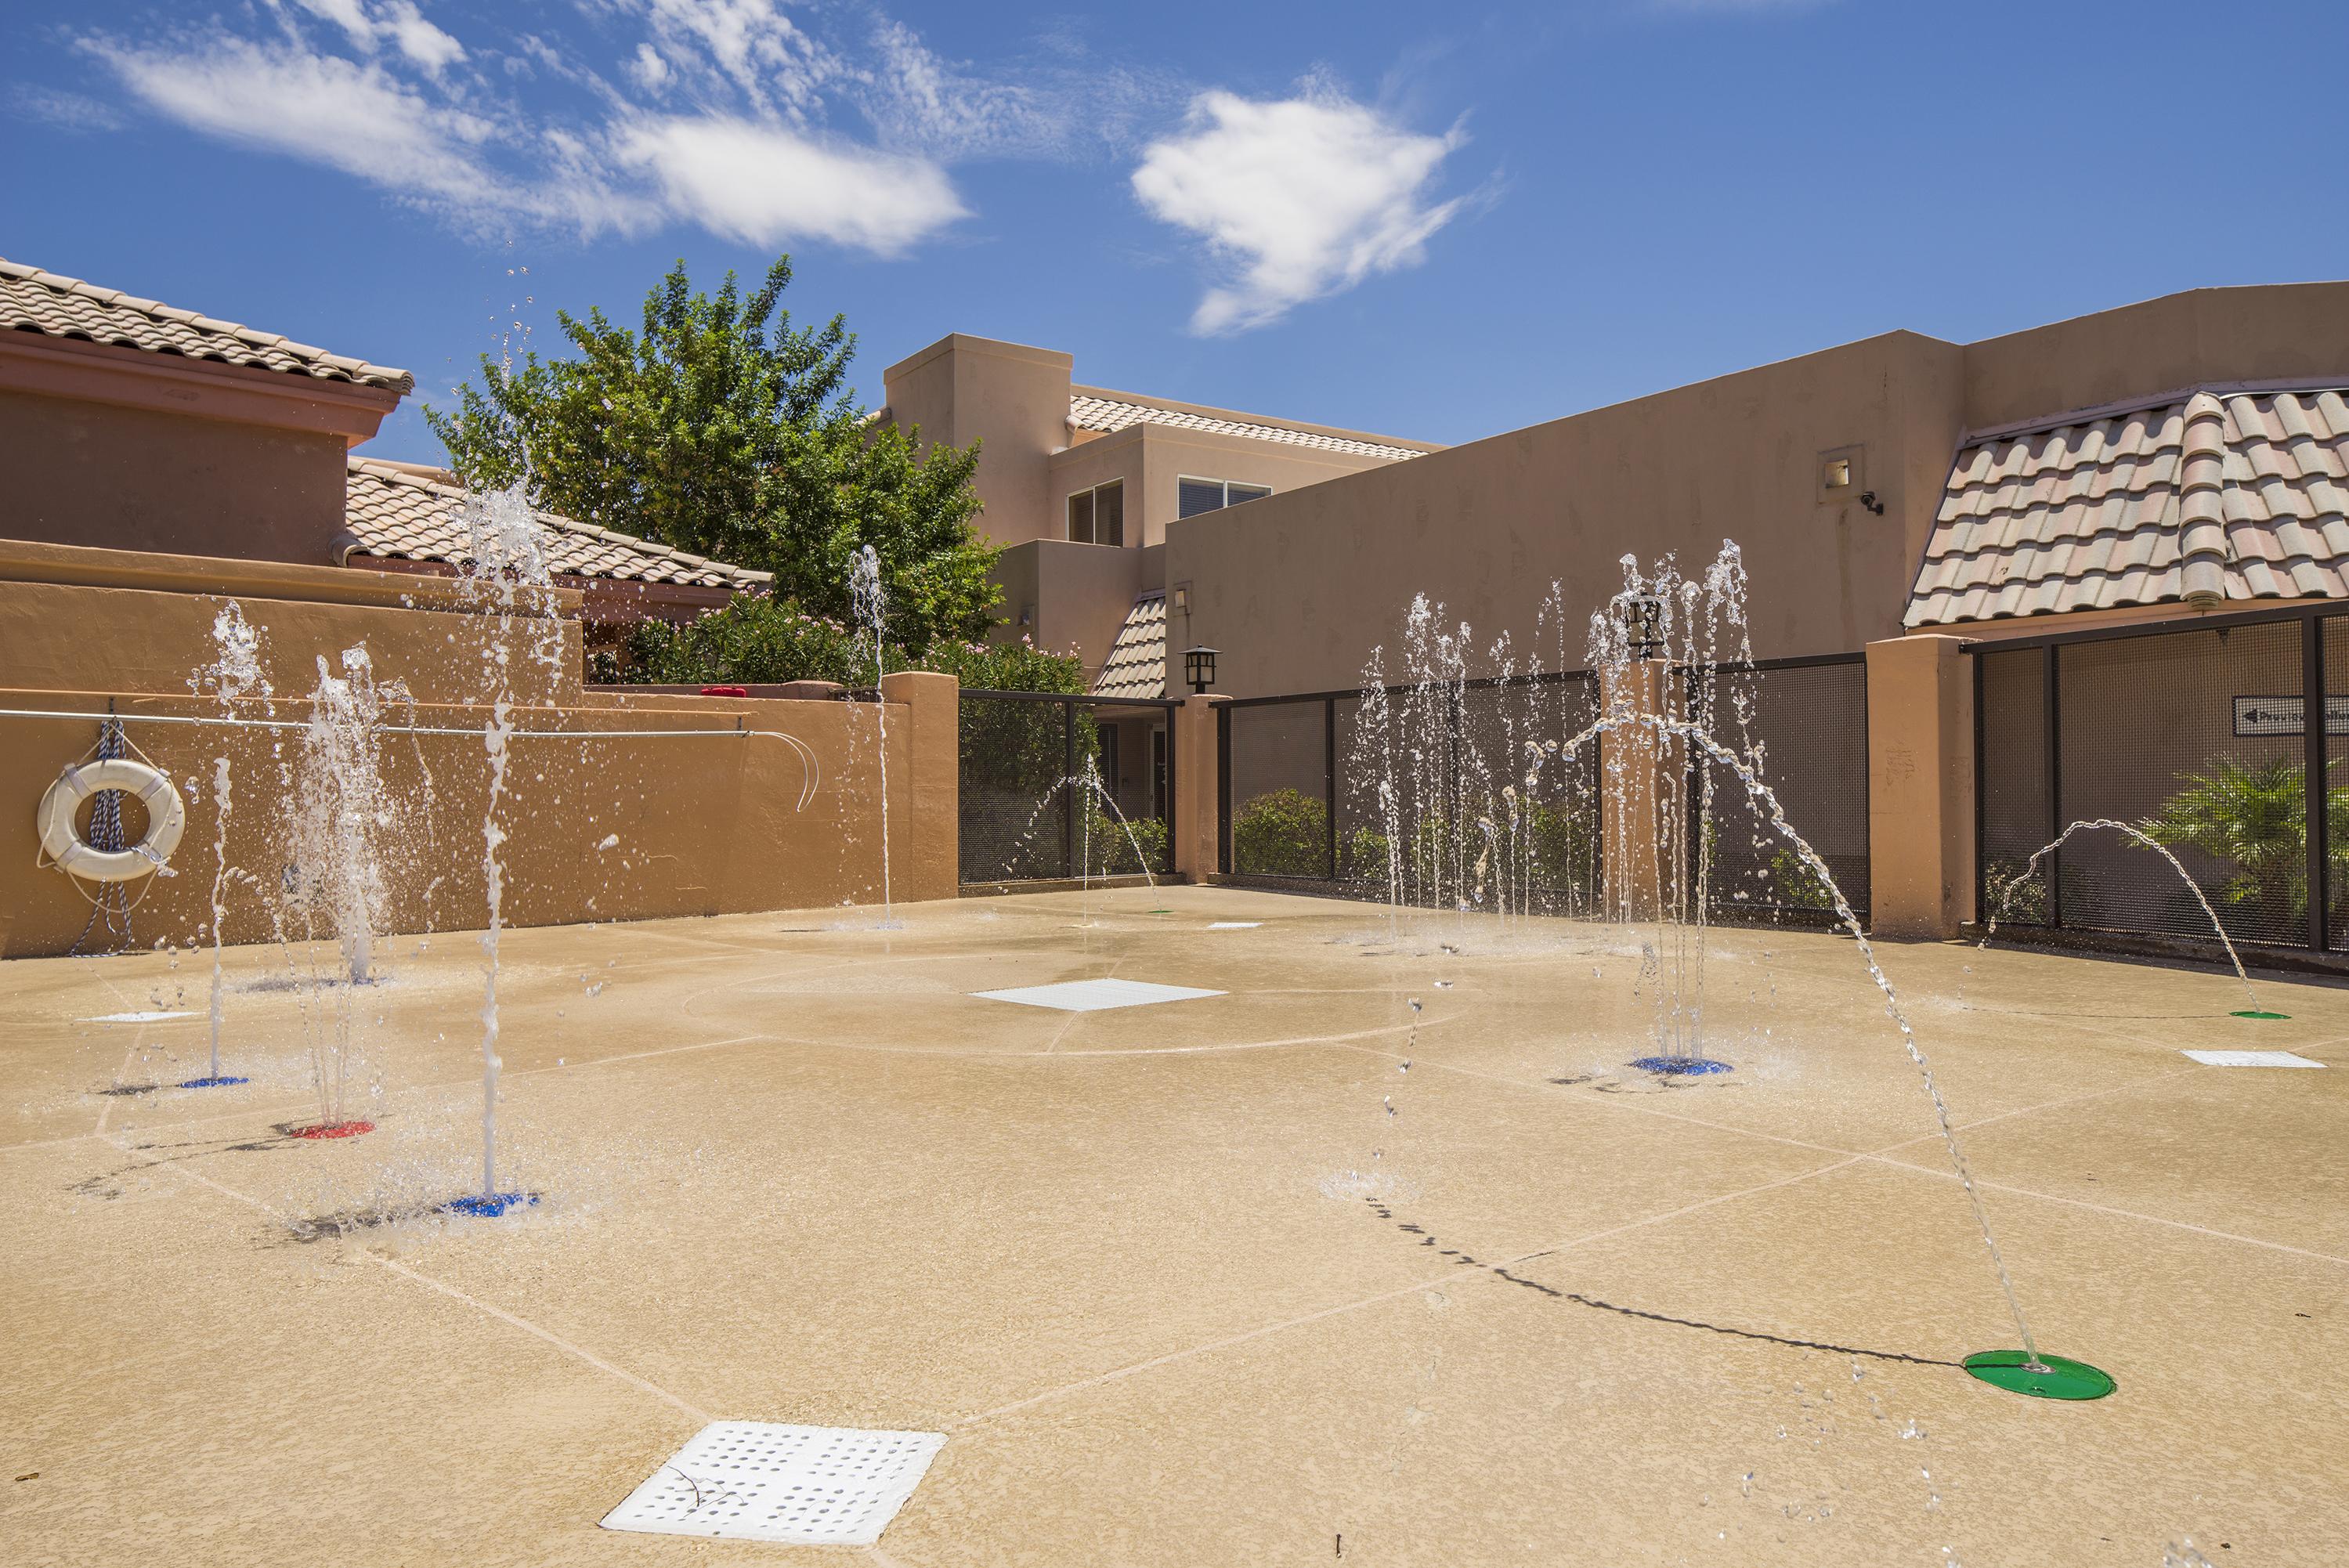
<box><xmin>1859</xmin><ymin>490</ymin><xmax>1885</xmax><ymax>515</ymax></box>
<box><xmin>1621</xmin><ymin>594</ymin><xmax>1665</xmax><ymax>660</ymax></box>
<box><xmin>1184</xmin><ymin>645</ymin><xmax>1218</xmax><ymax>694</ymax></box>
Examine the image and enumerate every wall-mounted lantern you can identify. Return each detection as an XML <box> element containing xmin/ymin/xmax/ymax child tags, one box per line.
<box><xmin>1184</xmin><ymin>645</ymin><xmax>1219</xmax><ymax>695</ymax></box>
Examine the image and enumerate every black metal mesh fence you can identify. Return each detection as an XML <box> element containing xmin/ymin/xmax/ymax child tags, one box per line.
<box><xmin>2327</xmin><ymin>618</ymin><xmax>2349</xmax><ymax>950</ymax></box>
<box><xmin>1227</xmin><ymin>700</ymin><xmax>1331</xmax><ymax>878</ymax></box>
<box><xmin>1692</xmin><ymin>659</ymin><xmax>1871</xmax><ymax>922</ymax></box>
<box><xmin>957</xmin><ymin>692</ymin><xmax>1173</xmax><ymax>883</ymax></box>
<box><xmin>1977</xmin><ymin>646</ymin><xmax>2052</xmax><ymax>926</ymax></box>
<box><xmin>1225</xmin><ymin>674</ymin><xmax>1603</xmax><ymax>912</ymax></box>
<box><xmin>1975</xmin><ymin>613</ymin><xmax>2349</xmax><ymax>953</ymax></box>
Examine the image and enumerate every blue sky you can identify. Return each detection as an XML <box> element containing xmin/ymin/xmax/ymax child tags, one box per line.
<box><xmin>8</xmin><ymin>1</ymin><xmax>2347</xmax><ymax>464</ymax></box>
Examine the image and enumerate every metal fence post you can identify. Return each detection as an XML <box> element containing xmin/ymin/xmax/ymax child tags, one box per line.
<box><xmin>2307</xmin><ymin>616</ymin><xmax>2327</xmax><ymax>952</ymax></box>
<box><xmin>1216</xmin><ymin>703</ymin><xmax>1231</xmax><ymax>875</ymax></box>
<box><xmin>2044</xmin><ymin>644</ymin><xmax>2062</xmax><ymax>929</ymax></box>
<box><xmin>1062</xmin><ymin>699</ymin><xmax>1076</xmax><ymax>878</ymax></box>
<box><xmin>1323</xmin><ymin>695</ymin><xmax>1338</xmax><ymax>880</ymax></box>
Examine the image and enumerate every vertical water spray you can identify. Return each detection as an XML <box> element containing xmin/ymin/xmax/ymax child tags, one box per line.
<box><xmin>285</xmin><ymin>644</ymin><xmax>404</xmax><ymax>1133</ymax></box>
<box><xmin>183</xmin><ymin>602</ymin><xmax>269</xmax><ymax>1088</ymax></box>
<box><xmin>850</xmin><ymin>545</ymin><xmax>894</xmax><ymax>927</ymax></box>
<box><xmin>454</xmin><ymin>483</ymin><xmax>563</xmax><ymax>1210</ymax></box>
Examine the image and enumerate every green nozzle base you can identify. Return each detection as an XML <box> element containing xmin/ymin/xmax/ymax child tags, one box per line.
<box><xmin>1963</xmin><ymin>1350</ymin><xmax>2115</xmax><ymax>1400</ymax></box>
<box><xmin>2232</xmin><ymin>1009</ymin><xmax>2290</xmax><ymax>1020</ymax></box>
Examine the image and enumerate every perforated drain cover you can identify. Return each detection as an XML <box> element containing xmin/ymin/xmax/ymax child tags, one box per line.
<box><xmin>602</xmin><ymin>1422</ymin><xmax>945</xmax><ymax>1545</ymax></box>
<box><xmin>82</xmin><ymin>1011</ymin><xmax>196</xmax><ymax>1023</ymax></box>
<box><xmin>1209</xmin><ymin>921</ymin><xmax>1262</xmax><ymax>929</ymax></box>
<box><xmin>2183</xmin><ymin>1050</ymin><xmax>2326</xmax><ymax>1068</ymax></box>
<box><xmin>974</xmin><ymin>978</ymin><xmax>1224</xmax><ymax>1012</ymax></box>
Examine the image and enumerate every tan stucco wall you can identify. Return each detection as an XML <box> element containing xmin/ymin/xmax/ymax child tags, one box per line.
<box><xmin>0</xmin><ymin>544</ymin><xmax>956</xmax><ymax>959</ymax></box>
<box><xmin>988</xmin><ymin>537</ymin><xmax>1152</xmax><ymax>679</ymax></box>
<box><xmin>1963</xmin><ymin>281</ymin><xmax>2349</xmax><ymax>432</ymax></box>
<box><xmin>1173</xmin><ymin>695</ymin><xmax>1225</xmax><ymax>878</ymax></box>
<box><xmin>0</xmin><ymin>388</ymin><xmax>352</xmax><ymax>566</ymax></box>
<box><xmin>1865</xmin><ymin>634</ymin><xmax>1975</xmax><ymax>938</ymax></box>
<box><xmin>881</xmin><ymin>335</ymin><xmax>1075</xmax><ymax>550</ymax></box>
<box><xmin>884</xmin><ymin>334</ymin><xmax>1429</xmax><ymax>558</ymax></box>
<box><xmin>1169</xmin><ymin>331</ymin><xmax>1971</xmax><ymax>697</ymax></box>
<box><xmin>1047</xmin><ymin>422</ymin><xmax>1415</xmax><ymax>550</ymax></box>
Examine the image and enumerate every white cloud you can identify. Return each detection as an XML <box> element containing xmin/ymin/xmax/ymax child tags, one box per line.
<box><xmin>610</xmin><ymin>114</ymin><xmax>966</xmax><ymax>256</ymax></box>
<box><xmin>85</xmin><ymin>34</ymin><xmax>510</xmax><ymax>215</ymax></box>
<box><xmin>60</xmin><ymin>5</ymin><xmax>1160</xmax><ymax>266</ymax></box>
<box><xmin>620</xmin><ymin>0</ymin><xmax>837</xmax><ymax>121</ymax></box>
<box><xmin>9</xmin><ymin>83</ymin><xmax>126</xmax><ymax>133</ymax></box>
<box><xmin>627</xmin><ymin>42</ymin><xmax>670</xmax><ymax>92</ymax></box>
<box><xmin>1133</xmin><ymin>82</ymin><xmax>1470</xmax><ymax>334</ymax></box>
<box><xmin>381</xmin><ymin>2</ymin><xmax>466</xmax><ymax>74</ymax></box>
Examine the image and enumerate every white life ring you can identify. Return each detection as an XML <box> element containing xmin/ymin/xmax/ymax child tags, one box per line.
<box><xmin>38</xmin><ymin>758</ymin><xmax>186</xmax><ymax>883</ymax></box>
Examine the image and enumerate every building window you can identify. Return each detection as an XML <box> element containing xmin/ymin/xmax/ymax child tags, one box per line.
<box><xmin>1177</xmin><ymin>477</ymin><xmax>1273</xmax><ymax>519</ymax></box>
<box><xmin>1068</xmin><ymin>479</ymin><xmax>1126</xmax><ymax>546</ymax></box>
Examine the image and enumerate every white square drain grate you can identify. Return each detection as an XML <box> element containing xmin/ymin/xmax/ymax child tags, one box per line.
<box><xmin>974</xmin><ymin>977</ymin><xmax>1224</xmax><ymax>1012</ymax></box>
<box><xmin>602</xmin><ymin>1422</ymin><xmax>945</xmax><ymax>1545</ymax></box>
<box><xmin>2184</xmin><ymin>1050</ymin><xmax>2326</xmax><ymax>1068</ymax></box>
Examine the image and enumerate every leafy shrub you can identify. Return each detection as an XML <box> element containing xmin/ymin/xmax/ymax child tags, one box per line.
<box><xmin>1083</xmin><ymin>809</ymin><xmax>1169</xmax><ymax>877</ymax></box>
<box><xmin>1232</xmin><ymin>789</ymin><xmax>1329</xmax><ymax>877</ymax></box>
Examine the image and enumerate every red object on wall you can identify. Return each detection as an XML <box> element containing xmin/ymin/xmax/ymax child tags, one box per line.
<box><xmin>699</xmin><ymin>685</ymin><xmax>749</xmax><ymax>697</ymax></box>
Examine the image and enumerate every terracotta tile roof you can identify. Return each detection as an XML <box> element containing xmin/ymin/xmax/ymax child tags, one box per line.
<box><xmin>0</xmin><ymin>257</ymin><xmax>414</xmax><ymax>393</ymax></box>
<box><xmin>1092</xmin><ymin>592</ymin><xmax>1167</xmax><ymax>699</ymax></box>
<box><xmin>1068</xmin><ymin>393</ymin><xmax>1424</xmax><ymax>462</ymax></box>
<box><xmin>1906</xmin><ymin>388</ymin><xmax>2349</xmax><ymax>627</ymax></box>
<box><xmin>341</xmin><ymin>458</ymin><xmax>772</xmax><ymax>591</ymax></box>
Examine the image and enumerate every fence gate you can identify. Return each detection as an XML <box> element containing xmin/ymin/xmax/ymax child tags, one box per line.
<box><xmin>957</xmin><ymin>690</ymin><xmax>1176</xmax><ymax>885</ymax></box>
<box><xmin>1973</xmin><ymin>606</ymin><xmax>2349</xmax><ymax>954</ymax></box>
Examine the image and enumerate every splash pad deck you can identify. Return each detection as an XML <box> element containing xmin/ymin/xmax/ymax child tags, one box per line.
<box><xmin>4</xmin><ymin>887</ymin><xmax>2342</xmax><ymax>1563</ymax></box>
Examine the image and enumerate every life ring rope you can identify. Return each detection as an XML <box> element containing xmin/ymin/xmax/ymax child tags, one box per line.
<box><xmin>36</xmin><ymin>730</ymin><xmax>186</xmax><ymax>893</ymax></box>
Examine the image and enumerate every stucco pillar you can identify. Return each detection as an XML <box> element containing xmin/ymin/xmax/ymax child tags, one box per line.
<box><xmin>1864</xmin><ymin>634</ymin><xmax>1975</xmax><ymax>938</ymax></box>
<box><xmin>1173</xmin><ymin>693</ymin><xmax>1227</xmax><ymax>882</ymax></box>
<box><xmin>1599</xmin><ymin>659</ymin><xmax>1679</xmax><ymax>922</ymax></box>
<box><xmin>880</xmin><ymin>670</ymin><xmax>959</xmax><ymax>901</ymax></box>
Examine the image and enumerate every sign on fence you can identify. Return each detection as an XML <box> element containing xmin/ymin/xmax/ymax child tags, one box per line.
<box><xmin>2231</xmin><ymin>695</ymin><xmax>2349</xmax><ymax>736</ymax></box>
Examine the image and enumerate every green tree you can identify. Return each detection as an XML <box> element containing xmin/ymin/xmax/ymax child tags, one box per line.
<box><xmin>425</xmin><ymin>255</ymin><xmax>999</xmax><ymax>650</ymax></box>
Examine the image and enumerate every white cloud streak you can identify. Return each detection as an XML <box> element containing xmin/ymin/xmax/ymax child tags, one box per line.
<box><xmin>84</xmin><ymin>33</ymin><xmax>510</xmax><ymax>215</ymax></box>
<box><xmin>71</xmin><ymin>3</ymin><xmax>982</xmax><ymax>255</ymax></box>
<box><xmin>610</xmin><ymin>114</ymin><xmax>967</xmax><ymax>256</ymax></box>
<box><xmin>1133</xmin><ymin>82</ymin><xmax>1471</xmax><ymax>334</ymax></box>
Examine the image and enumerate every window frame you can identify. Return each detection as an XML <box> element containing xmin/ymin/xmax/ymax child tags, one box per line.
<box><xmin>1176</xmin><ymin>475</ymin><xmax>1275</xmax><ymax>520</ymax></box>
<box><xmin>1065</xmin><ymin>477</ymin><xmax>1127</xmax><ymax>546</ymax></box>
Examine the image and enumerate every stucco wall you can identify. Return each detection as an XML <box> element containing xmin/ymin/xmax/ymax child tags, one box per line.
<box><xmin>881</xmin><ymin>334</ymin><xmax>1075</xmax><ymax>550</ymax></box>
<box><xmin>1169</xmin><ymin>331</ymin><xmax>1971</xmax><ymax>697</ymax></box>
<box><xmin>0</xmin><ymin>388</ymin><xmax>350</xmax><ymax>566</ymax></box>
<box><xmin>1964</xmin><ymin>282</ymin><xmax>2349</xmax><ymax>432</ymax></box>
<box><xmin>1047</xmin><ymin>422</ymin><xmax>1415</xmax><ymax>550</ymax></box>
<box><xmin>0</xmin><ymin>543</ymin><xmax>954</xmax><ymax>959</ymax></box>
<box><xmin>988</xmin><ymin>537</ymin><xmax>1151</xmax><ymax>677</ymax></box>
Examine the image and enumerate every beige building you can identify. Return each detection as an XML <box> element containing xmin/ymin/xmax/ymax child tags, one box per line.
<box><xmin>0</xmin><ymin>257</ymin><xmax>772</xmax><ymax>670</ymax></box>
<box><xmin>872</xmin><ymin>333</ymin><xmax>1442</xmax><ymax>695</ymax></box>
<box><xmin>11</xmin><ymin>247</ymin><xmax>2349</xmax><ymax>962</ymax></box>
